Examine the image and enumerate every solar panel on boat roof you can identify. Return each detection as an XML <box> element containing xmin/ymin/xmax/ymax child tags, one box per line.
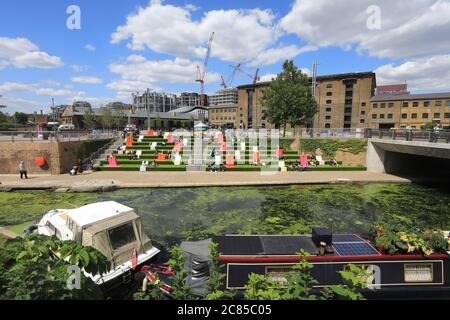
<box><xmin>333</xmin><ymin>242</ymin><xmax>379</xmax><ymax>256</ymax></box>
<box><xmin>333</xmin><ymin>234</ymin><xmax>363</xmax><ymax>243</ymax></box>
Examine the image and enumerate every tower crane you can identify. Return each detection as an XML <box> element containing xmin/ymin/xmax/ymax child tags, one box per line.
<box><xmin>236</xmin><ymin>65</ymin><xmax>260</xmax><ymax>84</ymax></box>
<box><xmin>196</xmin><ymin>32</ymin><xmax>214</xmax><ymax>106</ymax></box>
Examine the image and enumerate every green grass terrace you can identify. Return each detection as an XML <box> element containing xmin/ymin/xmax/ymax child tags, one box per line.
<box><xmin>95</xmin><ymin>135</ymin><xmax>367</xmax><ymax>172</ymax></box>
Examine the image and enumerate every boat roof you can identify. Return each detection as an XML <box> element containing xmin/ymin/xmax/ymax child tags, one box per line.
<box><xmin>213</xmin><ymin>234</ymin><xmax>381</xmax><ymax>257</ymax></box>
<box><xmin>67</xmin><ymin>201</ymin><xmax>134</xmax><ymax>228</ymax></box>
<box><xmin>213</xmin><ymin>235</ymin><xmax>318</xmax><ymax>255</ymax></box>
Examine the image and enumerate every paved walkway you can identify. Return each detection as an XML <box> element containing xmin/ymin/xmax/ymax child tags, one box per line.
<box><xmin>0</xmin><ymin>171</ymin><xmax>410</xmax><ymax>191</ymax></box>
<box><xmin>0</xmin><ymin>227</ymin><xmax>18</xmax><ymax>238</ymax></box>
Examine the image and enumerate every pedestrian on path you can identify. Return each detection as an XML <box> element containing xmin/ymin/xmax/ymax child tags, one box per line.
<box><xmin>19</xmin><ymin>161</ymin><xmax>28</xmax><ymax>179</ymax></box>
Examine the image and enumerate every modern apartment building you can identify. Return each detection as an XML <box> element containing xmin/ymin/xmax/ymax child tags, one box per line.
<box><xmin>208</xmin><ymin>88</ymin><xmax>238</xmax><ymax>106</ymax></box>
<box><xmin>370</xmin><ymin>93</ymin><xmax>450</xmax><ymax>129</ymax></box>
<box><xmin>132</xmin><ymin>90</ymin><xmax>179</xmax><ymax>113</ymax></box>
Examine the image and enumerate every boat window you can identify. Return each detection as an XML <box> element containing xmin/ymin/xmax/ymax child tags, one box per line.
<box><xmin>108</xmin><ymin>223</ymin><xmax>136</xmax><ymax>250</ymax></box>
<box><xmin>404</xmin><ymin>264</ymin><xmax>433</xmax><ymax>283</ymax></box>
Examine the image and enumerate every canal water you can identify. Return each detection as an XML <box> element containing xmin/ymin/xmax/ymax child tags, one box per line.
<box><xmin>1</xmin><ymin>183</ymin><xmax>449</xmax><ymax>258</ymax></box>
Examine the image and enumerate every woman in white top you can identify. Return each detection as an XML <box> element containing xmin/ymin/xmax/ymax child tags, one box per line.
<box><xmin>19</xmin><ymin>161</ymin><xmax>28</xmax><ymax>179</ymax></box>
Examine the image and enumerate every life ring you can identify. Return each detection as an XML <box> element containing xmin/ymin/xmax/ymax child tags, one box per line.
<box><xmin>35</xmin><ymin>157</ymin><xmax>46</xmax><ymax>167</ymax></box>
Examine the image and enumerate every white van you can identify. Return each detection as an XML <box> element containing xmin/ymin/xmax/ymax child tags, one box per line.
<box><xmin>57</xmin><ymin>124</ymin><xmax>75</xmax><ymax>131</ymax></box>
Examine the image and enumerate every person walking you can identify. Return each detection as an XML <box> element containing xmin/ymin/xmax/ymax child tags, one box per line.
<box><xmin>433</xmin><ymin>124</ymin><xmax>441</xmax><ymax>143</ymax></box>
<box><xmin>405</xmin><ymin>124</ymin><xmax>413</xmax><ymax>141</ymax></box>
<box><xmin>19</xmin><ymin>161</ymin><xmax>28</xmax><ymax>179</ymax></box>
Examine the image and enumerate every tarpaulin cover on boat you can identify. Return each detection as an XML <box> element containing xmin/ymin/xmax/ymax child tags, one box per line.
<box><xmin>181</xmin><ymin>239</ymin><xmax>212</xmax><ymax>297</ymax></box>
<box><xmin>81</xmin><ymin>211</ymin><xmax>153</xmax><ymax>267</ymax></box>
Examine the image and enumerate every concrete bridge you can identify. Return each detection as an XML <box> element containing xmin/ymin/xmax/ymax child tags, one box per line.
<box><xmin>367</xmin><ymin>130</ymin><xmax>450</xmax><ymax>181</ymax></box>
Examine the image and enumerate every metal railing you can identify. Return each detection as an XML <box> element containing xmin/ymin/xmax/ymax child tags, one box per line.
<box><xmin>0</xmin><ymin>130</ymin><xmax>119</xmax><ymax>143</ymax></box>
<box><xmin>365</xmin><ymin>128</ymin><xmax>450</xmax><ymax>143</ymax></box>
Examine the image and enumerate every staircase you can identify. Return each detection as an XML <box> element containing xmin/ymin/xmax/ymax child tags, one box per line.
<box><xmin>187</xmin><ymin>136</ymin><xmax>207</xmax><ymax>171</ymax></box>
<box><xmin>84</xmin><ymin>135</ymin><xmax>123</xmax><ymax>171</ymax></box>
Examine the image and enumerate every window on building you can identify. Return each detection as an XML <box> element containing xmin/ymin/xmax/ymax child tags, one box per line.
<box><xmin>345</xmin><ymin>108</ymin><xmax>352</xmax><ymax>114</ymax></box>
<box><xmin>444</xmin><ymin>113</ymin><xmax>450</xmax><ymax>119</ymax></box>
<box><xmin>435</xmin><ymin>101</ymin><xmax>442</xmax><ymax>107</ymax></box>
<box><xmin>446</xmin><ymin>100</ymin><xmax>450</xmax><ymax>107</ymax></box>
<box><xmin>345</xmin><ymin>99</ymin><xmax>352</xmax><ymax>105</ymax></box>
<box><xmin>372</xmin><ymin>103</ymin><xmax>378</xmax><ymax>108</ymax></box>
<box><xmin>433</xmin><ymin>113</ymin><xmax>440</xmax><ymax>119</ymax></box>
<box><xmin>380</xmin><ymin>114</ymin><xmax>385</xmax><ymax>119</ymax></box>
<box><xmin>325</xmin><ymin>123</ymin><xmax>331</xmax><ymax>128</ymax></box>
<box><xmin>387</xmin><ymin>113</ymin><xmax>393</xmax><ymax>119</ymax></box>
<box><xmin>424</xmin><ymin>101</ymin><xmax>430</xmax><ymax>107</ymax></box>
<box><xmin>411</xmin><ymin>113</ymin><xmax>417</xmax><ymax>119</ymax></box>
<box><xmin>327</xmin><ymin>83</ymin><xmax>333</xmax><ymax>88</ymax></box>
<box><xmin>380</xmin><ymin>103</ymin><xmax>386</xmax><ymax>108</ymax></box>
<box><xmin>413</xmin><ymin>102</ymin><xmax>419</xmax><ymax>107</ymax></box>
<box><xmin>372</xmin><ymin>114</ymin><xmax>377</xmax><ymax>119</ymax></box>
<box><xmin>326</xmin><ymin>100</ymin><xmax>332</xmax><ymax>104</ymax></box>
<box><xmin>326</xmin><ymin>108</ymin><xmax>332</xmax><ymax>112</ymax></box>
<box><xmin>326</xmin><ymin>92</ymin><xmax>333</xmax><ymax>96</ymax></box>
<box><xmin>422</xmin><ymin>113</ymin><xmax>429</xmax><ymax>119</ymax></box>
<box><xmin>325</xmin><ymin>116</ymin><xmax>331</xmax><ymax>120</ymax></box>
<box><xmin>360</xmin><ymin>119</ymin><xmax>365</xmax><ymax>124</ymax></box>
<box><xmin>403</xmin><ymin>102</ymin><xmax>409</xmax><ymax>108</ymax></box>
<box><xmin>402</xmin><ymin>113</ymin><xmax>408</xmax><ymax>119</ymax></box>
<box><xmin>361</xmin><ymin>111</ymin><xmax>366</xmax><ymax>116</ymax></box>
<box><xmin>344</xmin><ymin>116</ymin><xmax>351</xmax><ymax>122</ymax></box>
<box><xmin>361</xmin><ymin>102</ymin><xmax>366</xmax><ymax>107</ymax></box>
<box><xmin>388</xmin><ymin>103</ymin><xmax>394</xmax><ymax>108</ymax></box>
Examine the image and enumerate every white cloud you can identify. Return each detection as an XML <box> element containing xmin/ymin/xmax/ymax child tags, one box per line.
<box><xmin>280</xmin><ymin>0</ymin><xmax>450</xmax><ymax>60</ymax></box>
<box><xmin>0</xmin><ymin>37</ymin><xmax>63</xmax><ymax>69</ymax></box>
<box><xmin>85</xmin><ymin>44</ymin><xmax>96</xmax><ymax>52</ymax></box>
<box><xmin>375</xmin><ymin>54</ymin><xmax>450</xmax><ymax>91</ymax></box>
<box><xmin>0</xmin><ymin>82</ymin><xmax>75</xmax><ymax>97</ymax></box>
<box><xmin>185</xmin><ymin>4</ymin><xmax>199</xmax><ymax>12</ymax></box>
<box><xmin>71</xmin><ymin>76</ymin><xmax>103</xmax><ymax>84</ymax></box>
<box><xmin>111</xmin><ymin>1</ymin><xmax>284</xmax><ymax>63</ymax></box>
<box><xmin>70</xmin><ymin>64</ymin><xmax>90</xmax><ymax>72</ymax></box>
<box><xmin>259</xmin><ymin>73</ymin><xmax>278</xmax><ymax>82</ymax></box>
<box><xmin>0</xmin><ymin>95</ymin><xmax>43</xmax><ymax>113</ymax></box>
<box><xmin>108</xmin><ymin>55</ymin><xmax>220</xmax><ymax>97</ymax></box>
<box><xmin>249</xmin><ymin>44</ymin><xmax>317</xmax><ymax>67</ymax></box>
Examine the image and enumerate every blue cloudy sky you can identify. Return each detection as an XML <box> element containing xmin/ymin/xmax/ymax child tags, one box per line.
<box><xmin>0</xmin><ymin>0</ymin><xmax>449</xmax><ymax>113</ymax></box>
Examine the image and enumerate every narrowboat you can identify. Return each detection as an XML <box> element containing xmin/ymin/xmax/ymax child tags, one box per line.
<box><xmin>34</xmin><ymin>201</ymin><xmax>160</xmax><ymax>294</ymax></box>
<box><xmin>181</xmin><ymin>228</ymin><xmax>450</xmax><ymax>299</ymax></box>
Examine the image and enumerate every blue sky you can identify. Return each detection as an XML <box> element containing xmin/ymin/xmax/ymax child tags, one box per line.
<box><xmin>0</xmin><ymin>0</ymin><xmax>449</xmax><ymax>113</ymax></box>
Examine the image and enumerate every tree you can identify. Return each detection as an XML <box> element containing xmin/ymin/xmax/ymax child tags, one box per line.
<box><xmin>100</xmin><ymin>108</ymin><xmax>114</xmax><ymax>130</ymax></box>
<box><xmin>166</xmin><ymin>246</ymin><xmax>195</xmax><ymax>300</ymax></box>
<box><xmin>0</xmin><ymin>111</ymin><xmax>9</xmax><ymax>123</ymax></box>
<box><xmin>261</xmin><ymin>60</ymin><xmax>318</xmax><ymax>137</ymax></box>
<box><xmin>13</xmin><ymin>112</ymin><xmax>28</xmax><ymax>125</ymax></box>
<box><xmin>112</xmin><ymin>109</ymin><xmax>126</xmax><ymax>130</ymax></box>
<box><xmin>244</xmin><ymin>250</ymin><xmax>368</xmax><ymax>300</ymax></box>
<box><xmin>83</xmin><ymin>109</ymin><xmax>98</xmax><ymax>130</ymax></box>
<box><xmin>0</xmin><ymin>235</ymin><xmax>109</xmax><ymax>300</ymax></box>
<box><xmin>205</xmin><ymin>243</ymin><xmax>235</xmax><ymax>300</ymax></box>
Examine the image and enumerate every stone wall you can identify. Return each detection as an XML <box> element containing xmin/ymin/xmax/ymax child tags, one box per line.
<box><xmin>0</xmin><ymin>140</ymin><xmax>110</xmax><ymax>175</ymax></box>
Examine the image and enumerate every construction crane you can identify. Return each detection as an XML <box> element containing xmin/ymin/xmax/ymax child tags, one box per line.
<box><xmin>220</xmin><ymin>75</ymin><xmax>227</xmax><ymax>89</ymax></box>
<box><xmin>236</xmin><ymin>65</ymin><xmax>260</xmax><ymax>84</ymax></box>
<box><xmin>196</xmin><ymin>32</ymin><xmax>214</xmax><ymax>106</ymax></box>
<box><xmin>220</xmin><ymin>63</ymin><xmax>241</xmax><ymax>89</ymax></box>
